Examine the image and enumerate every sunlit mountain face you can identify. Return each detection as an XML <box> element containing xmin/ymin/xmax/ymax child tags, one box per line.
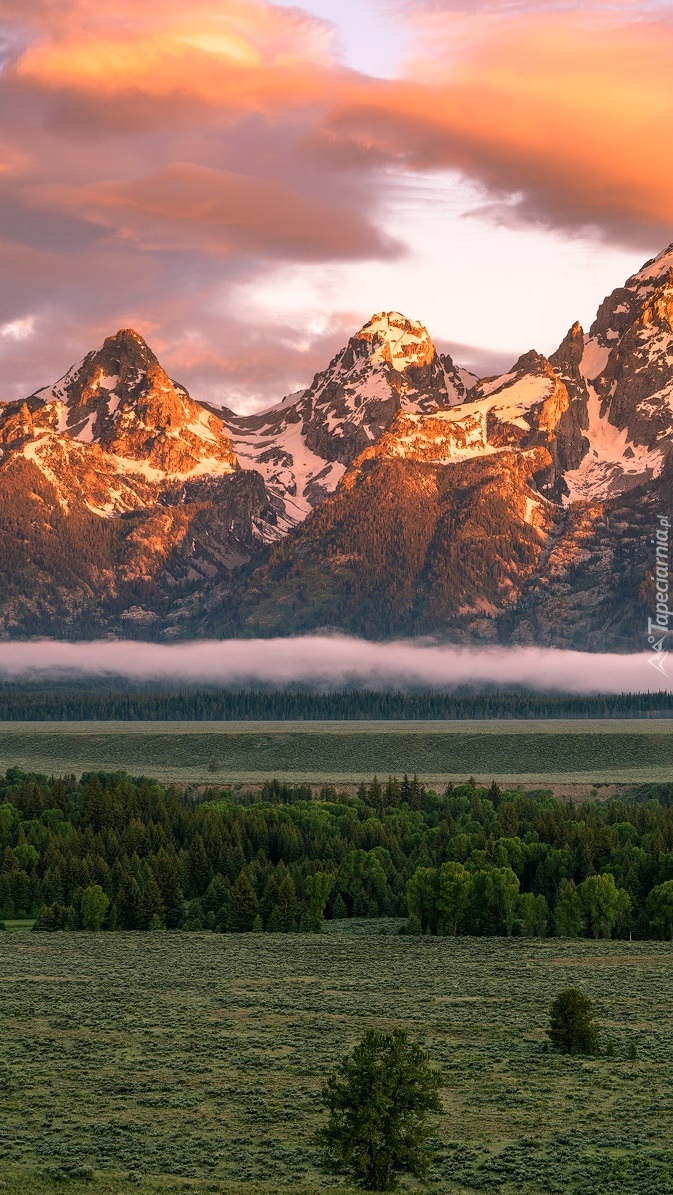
<box><xmin>0</xmin><ymin>247</ymin><xmax>672</xmax><ymax>647</ymax></box>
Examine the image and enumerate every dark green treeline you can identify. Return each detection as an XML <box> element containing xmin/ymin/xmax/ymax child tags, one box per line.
<box><xmin>0</xmin><ymin>685</ymin><xmax>671</xmax><ymax>721</ymax></box>
<box><xmin>2</xmin><ymin>768</ymin><xmax>673</xmax><ymax>939</ymax></box>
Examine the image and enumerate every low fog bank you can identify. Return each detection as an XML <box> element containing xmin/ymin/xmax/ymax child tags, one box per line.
<box><xmin>0</xmin><ymin>637</ymin><xmax>669</xmax><ymax>694</ymax></box>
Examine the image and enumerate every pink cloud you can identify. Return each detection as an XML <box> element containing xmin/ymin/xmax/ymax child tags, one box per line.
<box><xmin>30</xmin><ymin>162</ymin><xmax>400</xmax><ymax>260</ymax></box>
<box><xmin>0</xmin><ymin>1</ymin><xmax>403</xmax><ymax>404</ymax></box>
<box><xmin>0</xmin><ymin>0</ymin><xmax>671</xmax><ymax>409</ymax></box>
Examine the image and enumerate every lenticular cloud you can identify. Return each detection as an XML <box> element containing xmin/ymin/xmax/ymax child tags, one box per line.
<box><xmin>0</xmin><ymin>637</ymin><xmax>669</xmax><ymax>694</ymax></box>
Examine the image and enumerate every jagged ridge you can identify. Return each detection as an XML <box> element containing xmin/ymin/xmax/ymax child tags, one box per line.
<box><xmin>1</xmin><ymin>246</ymin><xmax>673</xmax><ymax>644</ymax></box>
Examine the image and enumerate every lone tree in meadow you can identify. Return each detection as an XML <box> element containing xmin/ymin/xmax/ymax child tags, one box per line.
<box><xmin>80</xmin><ymin>884</ymin><xmax>109</xmax><ymax>931</ymax></box>
<box><xmin>317</xmin><ymin>1028</ymin><xmax>442</xmax><ymax>1191</ymax></box>
<box><xmin>547</xmin><ymin>987</ymin><xmax>599</xmax><ymax>1056</ymax></box>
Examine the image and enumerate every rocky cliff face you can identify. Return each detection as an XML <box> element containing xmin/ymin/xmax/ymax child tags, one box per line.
<box><xmin>1</xmin><ymin>248</ymin><xmax>673</xmax><ymax>646</ymax></box>
<box><xmin>558</xmin><ymin>248</ymin><xmax>673</xmax><ymax>502</ymax></box>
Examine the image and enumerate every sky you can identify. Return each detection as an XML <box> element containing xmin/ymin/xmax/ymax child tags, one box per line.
<box><xmin>1</xmin><ymin>0</ymin><xmax>672</xmax><ymax>411</ymax></box>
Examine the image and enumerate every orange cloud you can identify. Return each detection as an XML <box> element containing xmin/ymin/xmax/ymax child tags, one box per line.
<box><xmin>321</xmin><ymin>5</ymin><xmax>673</xmax><ymax>244</ymax></box>
<box><xmin>1</xmin><ymin>0</ymin><xmax>671</xmax><ymax>411</ymax></box>
<box><xmin>0</xmin><ymin>0</ymin><xmax>396</xmax><ymax>263</ymax></box>
<box><xmin>7</xmin><ymin>0</ymin><xmax>339</xmax><ymax>114</ymax></box>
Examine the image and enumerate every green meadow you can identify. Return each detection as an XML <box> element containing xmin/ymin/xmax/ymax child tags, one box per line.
<box><xmin>1</xmin><ymin>928</ymin><xmax>672</xmax><ymax>1194</ymax></box>
<box><xmin>0</xmin><ymin>719</ymin><xmax>671</xmax><ymax>784</ymax></box>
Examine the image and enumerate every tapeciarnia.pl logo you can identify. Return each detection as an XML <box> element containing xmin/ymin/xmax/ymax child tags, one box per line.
<box><xmin>647</xmin><ymin>514</ymin><xmax>671</xmax><ymax>675</ymax></box>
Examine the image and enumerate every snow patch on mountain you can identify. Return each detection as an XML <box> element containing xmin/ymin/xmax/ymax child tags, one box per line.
<box><xmin>462</xmin><ymin>367</ymin><xmax>558</xmax><ymax>433</ymax></box>
<box><xmin>580</xmin><ymin>339</ymin><xmax>610</xmax><ymax>381</ymax></box>
<box><xmin>226</xmin><ymin>407</ymin><xmax>346</xmax><ymax>527</ymax></box>
<box><xmin>563</xmin><ymin>386</ymin><xmax>664</xmax><ymax>502</ymax></box>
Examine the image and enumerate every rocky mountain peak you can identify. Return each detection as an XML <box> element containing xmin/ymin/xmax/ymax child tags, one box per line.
<box><xmin>355</xmin><ymin>312</ymin><xmax>436</xmax><ymax>372</ymax></box>
<box><xmin>510</xmin><ymin>349</ymin><xmax>554</xmax><ymax>377</ymax></box>
<box><xmin>550</xmin><ymin>321</ymin><xmax>585</xmax><ymax>376</ymax></box>
<box><xmin>25</xmin><ymin>330</ymin><xmax>238</xmax><ymax>479</ymax></box>
<box><xmin>576</xmin><ymin>244</ymin><xmax>673</xmax><ymax>460</ymax></box>
<box><xmin>92</xmin><ymin>328</ymin><xmax>161</xmax><ymax>378</ymax></box>
<box><xmin>221</xmin><ymin>311</ymin><xmax>466</xmax><ymax>527</ymax></box>
<box><xmin>32</xmin><ymin>326</ymin><xmax>177</xmax><ymax>419</ymax></box>
<box><xmin>101</xmin><ymin>325</ymin><xmax>155</xmax><ymax>352</ymax></box>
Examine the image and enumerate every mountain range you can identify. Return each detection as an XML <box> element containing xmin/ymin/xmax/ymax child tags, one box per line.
<box><xmin>1</xmin><ymin>247</ymin><xmax>672</xmax><ymax>647</ymax></box>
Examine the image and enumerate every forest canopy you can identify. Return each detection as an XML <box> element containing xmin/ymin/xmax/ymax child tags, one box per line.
<box><xmin>1</xmin><ymin>769</ymin><xmax>673</xmax><ymax>938</ymax></box>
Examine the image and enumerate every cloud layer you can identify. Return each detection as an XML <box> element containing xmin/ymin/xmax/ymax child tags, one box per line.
<box><xmin>324</xmin><ymin>3</ymin><xmax>673</xmax><ymax>245</ymax></box>
<box><xmin>0</xmin><ymin>638</ymin><xmax>669</xmax><ymax>694</ymax></box>
<box><xmin>0</xmin><ymin>0</ymin><xmax>671</xmax><ymax>408</ymax></box>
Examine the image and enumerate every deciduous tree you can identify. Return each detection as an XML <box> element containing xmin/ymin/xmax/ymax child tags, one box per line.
<box><xmin>436</xmin><ymin>862</ymin><xmax>472</xmax><ymax>936</ymax></box>
<box><xmin>81</xmin><ymin>884</ymin><xmax>109</xmax><ymax>931</ymax></box>
<box><xmin>646</xmin><ymin>880</ymin><xmax>673</xmax><ymax>940</ymax></box>
<box><xmin>577</xmin><ymin>873</ymin><xmax>630</xmax><ymax>939</ymax></box>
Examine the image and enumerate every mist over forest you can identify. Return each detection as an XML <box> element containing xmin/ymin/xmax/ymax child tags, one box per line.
<box><xmin>0</xmin><ymin>638</ymin><xmax>670</xmax><ymax>695</ymax></box>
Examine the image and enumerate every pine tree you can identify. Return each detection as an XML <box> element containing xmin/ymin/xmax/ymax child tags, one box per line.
<box><xmin>117</xmin><ymin>874</ymin><xmax>142</xmax><ymax>930</ymax></box>
<box><xmin>548</xmin><ymin>988</ymin><xmax>599</xmax><ymax>1056</ymax></box>
<box><xmin>139</xmin><ymin>879</ymin><xmax>165</xmax><ymax>930</ymax></box>
<box><xmin>186</xmin><ymin>834</ymin><xmax>211</xmax><ymax>897</ymax></box>
<box><xmin>229</xmin><ymin>871</ymin><xmax>257</xmax><ymax>932</ymax></box>
<box><xmin>367</xmin><ymin>776</ymin><xmax>383</xmax><ymax>817</ymax></box>
<box><xmin>153</xmin><ymin>850</ymin><xmax>184</xmax><ymax>929</ymax></box>
<box><xmin>317</xmin><ymin>1029</ymin><xmax>442</xmax><ymax>1191</ymax></box>
<box><xmin>274</xmin><ymin>874</ymin><xmax>298</xmax><ymax>931</ymax></box>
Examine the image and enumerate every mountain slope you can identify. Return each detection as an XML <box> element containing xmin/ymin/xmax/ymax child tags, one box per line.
<box><xmin>204</xmin><ymin>448</ymin><xmax>556</xmax><ymax>640</ymax></box>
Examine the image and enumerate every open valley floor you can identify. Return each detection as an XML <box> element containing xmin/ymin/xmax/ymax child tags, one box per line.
<box><xmin>0</xmin><ymin>719</ymin><xmax>671</xmax><ymax>785</ymax></box>
<box><xmin>1</xmin><ymin>930</ymin><xmax>672</xmax><ymax>1194</ymax></box>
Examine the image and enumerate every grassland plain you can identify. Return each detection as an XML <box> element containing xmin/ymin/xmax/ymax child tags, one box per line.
<box><xmin>0</xmin><ymin>719</ymin><xmax>672</xmax><ymax>784</ymax></box>
<box><xmin>2</xmin><ymin>929</ymin><xmax>673</xmax><ymax>1195</ymax></box>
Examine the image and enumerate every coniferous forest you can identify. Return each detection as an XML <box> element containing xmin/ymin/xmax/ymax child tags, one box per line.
<box><xmin>0</xmin><ymin>683</ymin><xmax>670</xmax><ymax>721</ymax></box>
<box><xmin>3</xmin><ymin>767</ymin><xmax>673</xmax><ymax>940</ymax></box>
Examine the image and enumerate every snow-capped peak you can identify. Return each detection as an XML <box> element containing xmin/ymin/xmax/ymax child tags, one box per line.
<box><xmin>356</xmin><ymin>312</ymin><xmax>436</xmax><ymax>372</ymax></box>
<box><xmin>218</xmin><ymin>312</ymin><xmax>468</xmax><ymax>529</ymax></box>
<box><xmin>16</xmin><ymin>328</ymin><xmax>239</xmax><ymax>483</ymax></box>
<box><xmin>631</xmin><ymin>242</ymin><xmax>673</xmax><ymax>287</ymax></box>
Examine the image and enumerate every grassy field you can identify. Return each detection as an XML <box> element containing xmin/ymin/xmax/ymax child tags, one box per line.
<box><xmin>0</xmin><ymin>719</ymin><xmax>671</xmax><ymax>784</ymax></box>
<box><xmin>1</xmin><ymin>928</ymin><xmax>673</xmax><ymax>1194</ymax></box>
